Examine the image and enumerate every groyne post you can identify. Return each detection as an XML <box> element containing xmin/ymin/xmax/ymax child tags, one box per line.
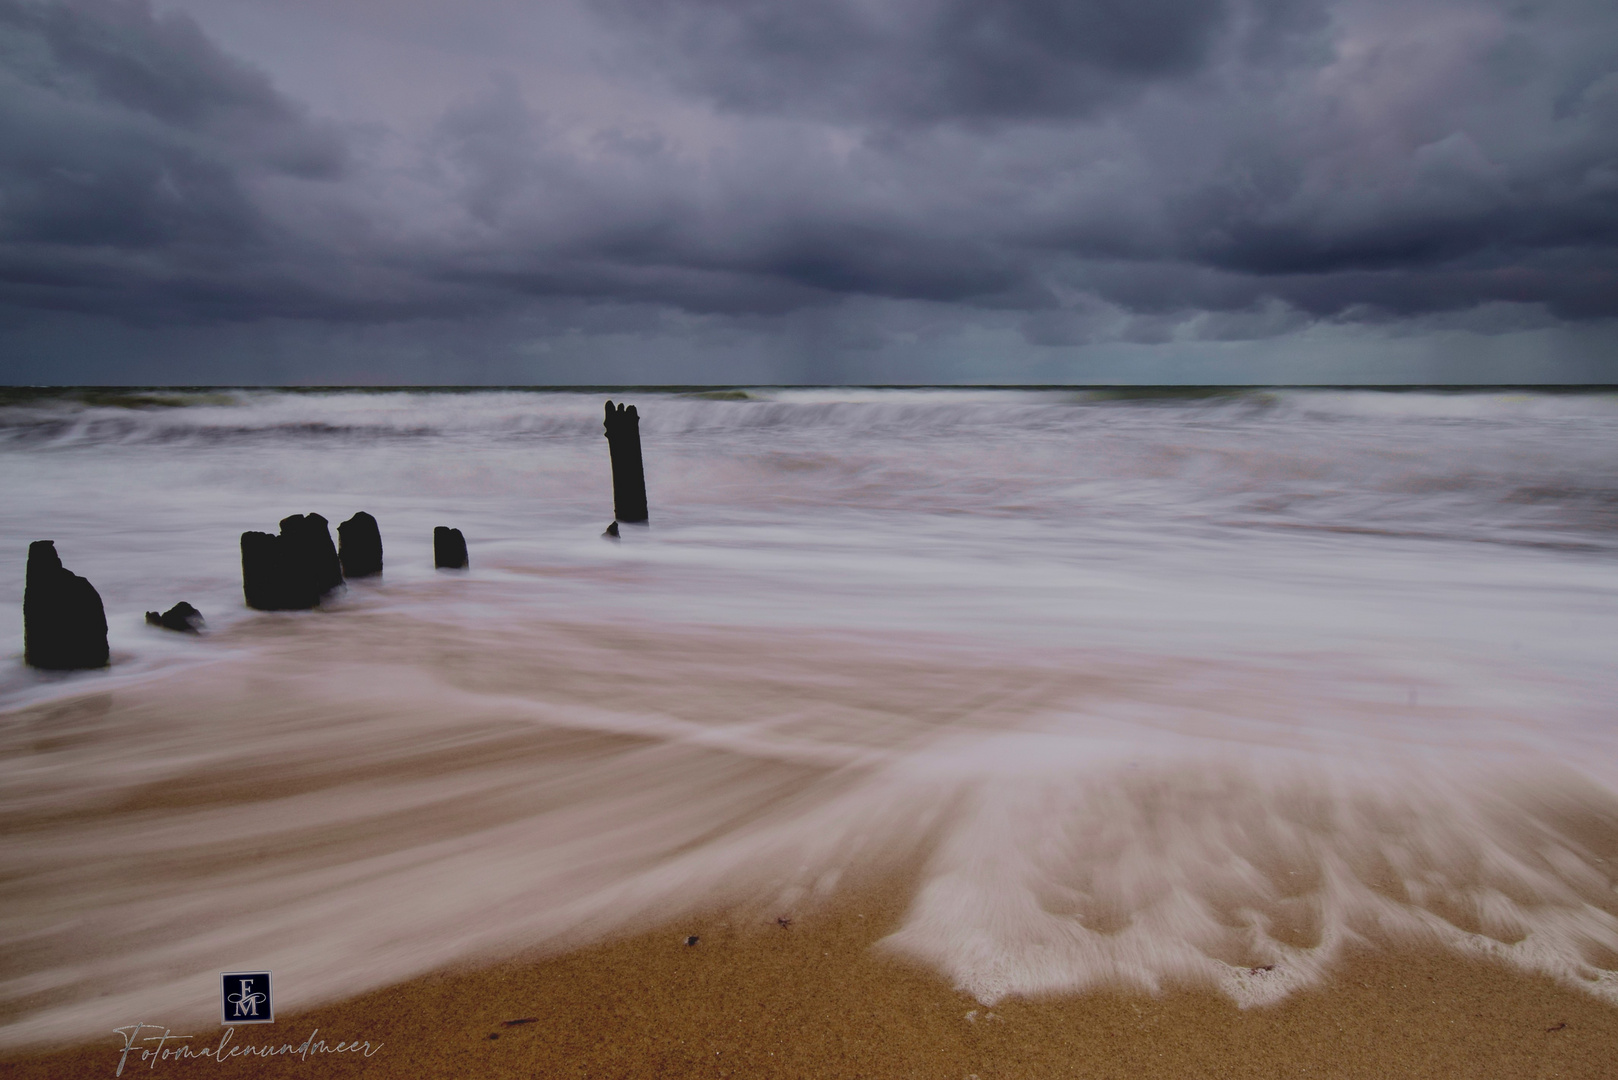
<box><xmin>434</xmin><ymin>526</ymin><xmax>468</xmax><ymax>569</ymax></box>
<box><xmin>338</xmin><ymin>512</ymin><xmax>383</xmax><ymax>578</ymax></box>
<box><xmin>604</xmin><ymin>400</ymin><xmax>648</xmax><ymax>523</ymax></box>
<box><xmin>24</xmin><ymin>541</ymin><xmax>109</xmax><ymax>669</ymax></box>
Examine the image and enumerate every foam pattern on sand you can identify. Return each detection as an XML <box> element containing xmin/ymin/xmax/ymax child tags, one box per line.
<box><xmin>883</xmin><ymin>748</ymin><xmax>1618</xmax><ymax>1007</ymax></box>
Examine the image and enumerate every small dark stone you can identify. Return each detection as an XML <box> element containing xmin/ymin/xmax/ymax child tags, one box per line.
<box><xmin>241</xmin><ymin>514</ymin><xmax>344</xmax><ymax>610</ymax></box>
<box><xmin>24</xmin><ymin>541</ymin><xmax>109</xmax><ymax>670</ymax></box>
<box><xmin>145</xmin><ymin>602</ymin><xmax>203</xmax><ymax>633</ymax></box>
<box><xmin>337</xmin><ymin>511</ymin><xmax>383</xmax><ymax>578</ymax></box>
<box><xmin>434</xmin><ymin>526</ymin><xmax>468</xmax><ymax>569</ymax></box>
<box><xmin>603</xmin><ymin>521</ymin><xmax>620</xmax><ymax>539</ymax></box>
<box><xmin>685</xmin><ymin>935</ymin><xmax>699</xmax><ymax>946</ymax></box>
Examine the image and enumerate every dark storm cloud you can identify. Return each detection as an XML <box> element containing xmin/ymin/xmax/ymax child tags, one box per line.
<box><xmin>417</xmin><ymin>76</ymin><xmax>1024</xmax><ymax>312</ymax></box>
<box><xmin>1</xmin><ymin>0</ymin><xmax>1617</xmax><ymax>384</ymax></box>
<box><xmin>0</xmin><ymin>0</ymin><xmax>350</xmax><ymax>320</ymax></box>
<box><xmin>433</xmin><ymin>0</ymin><xmax>1618</xmax><ymax>327</ymax></box>
<box><xmin>12</xmin><ymin>0</ymin><xmax>342</xmax><ymax>172</ymax></box>
<box><xmin>598</xmin><ymin>0</ymin><xmax>1281</xmax><ymax>124</ymax></box>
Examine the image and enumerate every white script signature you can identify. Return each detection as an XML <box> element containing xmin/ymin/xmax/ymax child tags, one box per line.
<box><xmin>113</xmin><ymin>1023</ymin><xmax>382</xmax><ymax>1075</ymax></box>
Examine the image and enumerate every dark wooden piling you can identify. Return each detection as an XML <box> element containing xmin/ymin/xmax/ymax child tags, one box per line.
<box><xmin>604</xmin><ymin>400</ymin><xmax>648</xmax><ymax>524</ymax></box>
<box><xmin>338</xmin><ymin>511</ymin><xmax>384</xmax><ymax>578</ymax></box>
<box><xmin>434</xmin><ymin>526</ymin><xmax>468</xmax><ymax>569</ymax></box>
<box><xmin>24</xmin><ymin>541</ymin><xmax>109</xmax><ymax>669</ymax></box>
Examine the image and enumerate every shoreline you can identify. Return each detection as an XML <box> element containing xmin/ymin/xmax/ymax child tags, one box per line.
<box><xmin>6</xmin><ymin>878</ymin><xmax>1617</xmax><ymax>1079</ymax></box>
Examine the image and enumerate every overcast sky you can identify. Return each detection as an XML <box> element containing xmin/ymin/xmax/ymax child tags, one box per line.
<box><xmin>2</xmin><ymin>0</ymin><xmax>1615</xmax><ymax>384</ymax></box>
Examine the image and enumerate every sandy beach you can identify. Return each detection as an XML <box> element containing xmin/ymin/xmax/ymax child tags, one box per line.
<box><xmin>6</xmin><ymin>871</ymin><xmax>1618</xmax><ymax>1080</ymax></box>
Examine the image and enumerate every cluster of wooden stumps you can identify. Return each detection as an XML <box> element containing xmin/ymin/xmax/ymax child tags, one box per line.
<box><xmin>22</xmin><ymin>400</ymin><xmax>649</xmax><ymax>670</ymax></box>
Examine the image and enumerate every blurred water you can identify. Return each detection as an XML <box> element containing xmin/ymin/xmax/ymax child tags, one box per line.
<box><xmin>1</xmin><ymin>387</ymin><xmax>1616</xmax><ymax>1046</ymax></box>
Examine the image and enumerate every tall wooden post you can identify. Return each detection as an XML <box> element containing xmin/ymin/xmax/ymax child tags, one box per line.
<box><xmin>604</xmin><ymin>400</ymin><xmax>648</xmax><ymax>523</ymax></box>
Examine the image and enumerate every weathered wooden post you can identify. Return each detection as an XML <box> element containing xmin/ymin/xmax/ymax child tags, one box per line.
<box><xmin>338</xmin><ymin>511</ymin><xmax>383</xmax><ymax>578</ymax></box>
<box><xmin>433</xmin><ymin>526</ymin><xmax>468</xmax><ymax>569</ymax></box>
<box><xmin>604</xmin><ymin>400</ymin><xmax>648</xmax><ymax>524</ymax></box>
<box><xmin>24</xmin><ymin>541</ymin><xmax>109</xmax><ymax>669</ymax></box>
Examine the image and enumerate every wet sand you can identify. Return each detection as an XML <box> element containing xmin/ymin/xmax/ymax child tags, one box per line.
<box><xmin>6</xmin><ymin>877</ymin><xmax>1617</xmax><ymax>1080</ymax></box>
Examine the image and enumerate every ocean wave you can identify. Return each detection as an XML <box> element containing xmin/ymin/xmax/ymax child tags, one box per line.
<box><xmin>2</xmin><ymin>389</ymin><xmax>1615</xmax><ymax>555</ymax></box>
<box><xmin>2</xmin><ymin>386</ymin><xmax>1614</xmax><ymax>445</ymax></box>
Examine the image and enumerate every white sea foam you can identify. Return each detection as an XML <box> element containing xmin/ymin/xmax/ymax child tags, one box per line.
<box><xmin>1</xmin><ymin>388</ymin><xmax>1615</xmax><ymax>1047</ymax></box>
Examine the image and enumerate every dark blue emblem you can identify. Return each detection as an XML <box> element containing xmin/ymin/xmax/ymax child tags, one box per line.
<box><xmin>220</xmin><ymin>971</ymin><xmax>273</xmax><ymax>1024</ymax></box>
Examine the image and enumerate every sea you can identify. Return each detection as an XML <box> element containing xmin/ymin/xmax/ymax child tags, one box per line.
<box><xmin>2</xmin><ymin>386</ymin><xmax>1616</xmax><ymax>1046</ymax></box>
